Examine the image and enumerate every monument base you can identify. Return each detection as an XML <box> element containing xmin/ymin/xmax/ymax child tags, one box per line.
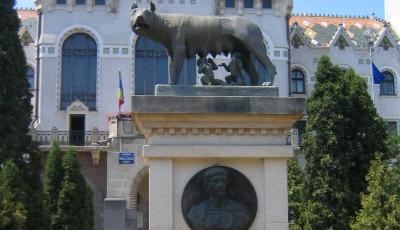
<box><xmin>132</xmin><ymin>90</ymin><xmax>305</xmax><ymax>230</ymax></box>
<box><xmin>155</xmin><ymin>84</ymin><xmax>279</xmax><ymax>96</ymax></box>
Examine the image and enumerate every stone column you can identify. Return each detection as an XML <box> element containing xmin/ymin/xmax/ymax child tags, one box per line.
<box><xmin>86</xmin><ymin>0</ymin><xmax>94</xmax><ymax>12</ymax></box>
<box><xmin>237</xmin><ymin>0</ymin><xmax>244</xmax><ymax>15</ymax></box>
<box><xmin>256</xmin><ymin>0</ymin><xmax>262</xmax><ymax>15</ymax></box>
<box><xmin>50</xmin><ymin>127</ymin><xmax>58</xmax><ymax>143</ymax></box>
<box><xmin>264</xmin><ymin>159</ymin><xmax>289</xmax><ymax>230</ymax></box>
<box><xmin>67</xmin><ymin>0</ymin><xmax>73</xmax><ymax>11</ymax></box>
<box><xmin>149</xmin><ymin>159</ymin><xmax>173</xmax><ymax>230</ymax></box>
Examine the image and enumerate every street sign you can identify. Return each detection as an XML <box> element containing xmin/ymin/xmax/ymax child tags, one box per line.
<box><xmin>119</xmin><ymin>152</ymin><xmax>134</xmax><ymax>164</ymax></box>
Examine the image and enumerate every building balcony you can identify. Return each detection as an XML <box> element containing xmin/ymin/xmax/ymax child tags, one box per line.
<box><xmin>30</xmin><ymin>127</ymin><xmax>109</xmax><ymax>147</ymax></box>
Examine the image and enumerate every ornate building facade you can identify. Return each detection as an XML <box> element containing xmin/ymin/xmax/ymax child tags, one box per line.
<box><xmin>17</xmin><ymin>0</ymin><xmax>400</xmax><ymax>229</ymax></box>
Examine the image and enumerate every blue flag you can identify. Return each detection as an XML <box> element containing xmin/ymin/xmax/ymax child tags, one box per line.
<box><xmin>372</xmin><ymin>62</ymin><xmax>385</xmax><ymax>84</ymax></box>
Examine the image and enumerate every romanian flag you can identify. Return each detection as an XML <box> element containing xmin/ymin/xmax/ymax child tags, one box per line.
<box><xmin>118</xmin><ymin>70</ymin><xmax>124</xmax><ymax>111</ymax></box>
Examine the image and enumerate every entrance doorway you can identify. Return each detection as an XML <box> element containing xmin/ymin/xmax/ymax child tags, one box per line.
<box><xmin>69</xmin><ymin>114</ymin><xmax>85</xmax><ymax>146</ymax></box>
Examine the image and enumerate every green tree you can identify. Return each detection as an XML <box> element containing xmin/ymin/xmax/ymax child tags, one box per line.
<box><xmin>44</xmin><ymin>142</ymin><xmax>64</xmax><ymax>229</ymax></box>
<box><xmin>52</xmin><ymin>148</ymin><xmax>93</xmax><ymax>230</ymax></box>
<box><xmin>288</xmin><ymin>155</ymin><xmax>304</xmax><ymax>230</ymax></box>
<box><xmin>292</xmin><ymin>56</ymin><xmax>388</xmax><ymax>229</ymax></box>
<box><xmin>352</xmin><ymin>155</ymin><xmax>400</xmax><ymax>229</ymax></box>
<box><xmin>0</xmin><ymin>161</ymin><xmax>29</xmax><ymax>230</ymax></box>
<box><xmin>0</xmin><ymin>0</ymin><xmax>33</xmax><ymax>165</ymax></box>
<box><xmin>0</xmin><ymin>1</ymin><xmax>46</xmax><ymax>229</ymax></box>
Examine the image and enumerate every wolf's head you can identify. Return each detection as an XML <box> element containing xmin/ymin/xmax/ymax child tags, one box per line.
<box><xmin>130</xmin><ymin>1</ymin><xmax>156</xmax><ymax>36</ymax></box>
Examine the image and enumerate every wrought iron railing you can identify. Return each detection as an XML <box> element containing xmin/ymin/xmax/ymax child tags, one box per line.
<box><xmin>31</xmin><ymin>128</ymin><xmax>109</xmax><ymax>146</ymax></box>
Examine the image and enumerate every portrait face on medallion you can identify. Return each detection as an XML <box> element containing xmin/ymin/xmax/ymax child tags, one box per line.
<box><xmin>182</xmin><ymin>166</ymin><xmax>257</xmax><ymax>230</ymax></box>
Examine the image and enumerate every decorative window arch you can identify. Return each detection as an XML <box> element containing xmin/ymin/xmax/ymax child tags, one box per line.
<box><xmin>60</xmin><ymin>33</ymin><xmax>97</xmax><ymax>110</ymax></box>
<box><xmin>134</xmin><ymin>36</ymin><xmax>196</xmax><ymax>95</ymax></box>
<box><xmin>291</xmin><ymin>69</ymin><xmax>306</xmax><ymax>94</ymax></box>
<box><xmin>380</xmin><ymin>71</ymin><xmax>396</xmax><ymax>96</ymax></box>
<box><xmin>26</xmin><ymin>66</ymin><xmax>34</xmax><ymax>90</ymax></box>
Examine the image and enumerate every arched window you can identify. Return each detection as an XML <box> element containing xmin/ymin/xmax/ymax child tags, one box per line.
<box><xmin>61</xmin><ymin>33</ymin><xmax>97</xmax><ymax>110</ymax></box>
<box><xmin>244</xmin><ymin>0</ymin><xmax>253</xmax><ymax>8</ymax></box>
<box><xmin>26</xmin><ymin>67</ymin><xmax>34</xmax><ymax>90</ymax></box>
<box><xmin>263</xmin><ymin>0</ymin><xmax>272</xmax><ymax>8</ymax></box>
<box><xmin>291</xmin><ymin>69</ymin><xmax>305</xmax><ymax>94</ymax></box>
<box><xmin>134</xmin><ymin>36</ymin><xmax>196</xmax><ymax>95</ymax></box>
<box><xmin>225</xmin><ymin>0</ymin><xmax>235</xmax><ymax>8</ymax></box>
<box><xmin>380</xmin><ymin>71</ymin><xmax>395</xmax><ymax>95</ymax></box>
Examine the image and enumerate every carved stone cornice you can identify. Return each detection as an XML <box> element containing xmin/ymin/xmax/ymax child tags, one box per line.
<box><xmin>132</xmin><ymin>113</ymin><xmax>302</xmax><ymax>139</ymax></box>
<box><xmin>148</xmin><ymin>127</ymin><xmax>287</xmax><ymax>136</ymax></box>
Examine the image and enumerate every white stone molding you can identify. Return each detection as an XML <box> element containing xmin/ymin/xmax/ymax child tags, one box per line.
<box><xmin>147</xmin><ymin>127</ymin><xmax>288</xmax><ymax>136</ymax></box>
<box><xmin>67</xmin><ymin>0</ymin><xmax>73</xmax><ymax>11</ymax></box>
<box><xmin>56</xmin><ymin>25</ymin><xmax>103</xmax><ymax>111</ymax></box>
<box><xmin>237</xmin><ymin>0</ymin><xmax>243</xmax><ymax>15</ymax></box>
<box><xmin>67</xmin><ymin>99</ymin><xmax>89</xmax><ymax>113</ymax></box>
<box><xmin>329</xmin><ymin>24</ymin><xmax>357</xmax><ymax>50</ymax></box>
<box><xmin>375</xmin><ymin>26</ymin><xmax>399</xmax><ymax>50</ymax></box>
<box><xmin>289</xmin><ymin>23</ymin><xmax>312</xmax><ymax>48</ymax></box>
<box><xmin>380</xmin><ymin>65</ymin><xmax>399</xmax><ymax>96</ymax></box>
<box><xmin>128</xmin><ymin>166</ymin><xmax>149</xmax><ymax>209</ymax></box>
<box><xmin>255</xmin><ymin>0</ymin><xmax>262</xmax><ymax>15</ymax></box>
<box><xmin>106</xmin><ymin>0</ymin><xmax>118</xmax><ymax>12</ymax></box>
<box><xmin>291</xmin><ymin>64</ymin><xmax>310</xmax><ymax>93</ymax></box>
<box><xmin>273</xmin><ymin>0</ymin><xmax>292</xmax><ymax>15</ymax></box>
<box><xmin>86</xmin><ymin>0</ymin><xmax>94</xmax><ymax>12</ymax></box>
<box><xmin>261</xmin><ymin>31</ymin><xmax>275</xmax><ymax>58</ymax></box>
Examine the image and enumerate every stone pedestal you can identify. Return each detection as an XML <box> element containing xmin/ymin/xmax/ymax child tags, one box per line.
<box><xmin>132</xmin><ymin>88</ymin><xmax>305</xmax><ymax>230</ymax></box>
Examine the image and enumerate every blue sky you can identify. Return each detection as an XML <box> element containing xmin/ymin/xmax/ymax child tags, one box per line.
<box><xmin>16</xmin><ymin>0</ymin><xmax>385</xmax><ymax>19</ymax></box>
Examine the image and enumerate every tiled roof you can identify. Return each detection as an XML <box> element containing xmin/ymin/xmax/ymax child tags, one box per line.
<box><xmin>17</xmin><ymin>8</ymin><xmax>38</xmax><ymax>41</ymax></box>
<box><xmin>289</xmin><ymin>14</ymin><xmax>396</xmax><ymax>48</ymax></box>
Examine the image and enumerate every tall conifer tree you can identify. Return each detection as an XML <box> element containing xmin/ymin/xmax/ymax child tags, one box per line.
<box><xmin>0</xmin><ymin>0</ymin><xmax>33</xmax><ymax>164</ymax></box>
<box><xmin>0</xmin><ymin>1</ymin><xmax>46</xmax><ymax>229</ymax></box>
<box><xmin>44</xmin><ymin>142</ymin><xmax>64</xmax><ymax>229</ymax></box>
<box><xmin>52</xmin><ymin>149</ymin><xmax>93</xmax><ymax>230</ymax></box>
<box><xmin>293</xmin><ymin>56</ymin><xmax>388</xmax><ymax>229</ymax></box>
<box><xmin>0</xmin><ymin>161</ymin><xmax>29</xmax><ymax>230</ymax></box>
<box><xmin>352</xmin><ymin>155</ymin><xmax>400</xmax><ymax>229</ymax></box>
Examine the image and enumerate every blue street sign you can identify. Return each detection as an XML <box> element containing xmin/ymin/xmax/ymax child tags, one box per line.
<box><xmin>119</xmin><ymin>152</ymin><xmax>134</xmax><ymax>164</ymax></box>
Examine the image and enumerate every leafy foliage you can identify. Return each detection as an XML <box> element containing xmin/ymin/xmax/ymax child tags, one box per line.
<box><xmin>0</xmin><ymin>0</ymin><xmax>33</xmax><ymax>165</ymax></box>
<box><xmin>352</xmin><ymin>155</ymin><xmax>400</xmax><ymax>229</ymax></box>
<box><xmin>0</xmin><ymin>161</ymin><xmax>29</xmax><ymax>230</ymax></box>
<box><xmin>52</xmin><ymin>149</ymin><xmax>93</xmax><ymax>230</ymax></box>
<box><xmin>289</xmin><ymin>55</ymin><xmax>389</xmax><ymax>229</ymax></box>
<box><xmin>44</xmin><ymin>142</ymin><xmax>64</xmax><ymax>229</ymax></box>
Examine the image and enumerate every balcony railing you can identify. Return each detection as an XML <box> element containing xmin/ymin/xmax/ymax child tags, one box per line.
<box><xmin>30</xmin><ymin>127</ymin><xmax>109</xmax><ymax>146</ymax></box>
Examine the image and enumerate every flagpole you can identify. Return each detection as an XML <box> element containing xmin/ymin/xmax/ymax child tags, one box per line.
<box><xmin>369</xmin><ymin>44</ymin><xmax>375</xmax><ymax>103</ymax></box>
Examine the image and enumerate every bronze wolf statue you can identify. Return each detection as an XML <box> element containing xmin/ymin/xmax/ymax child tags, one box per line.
<box><xmin>131</xmin><ymin>2</ymin><xmax>276</xmax><ymax>86</ymax></box>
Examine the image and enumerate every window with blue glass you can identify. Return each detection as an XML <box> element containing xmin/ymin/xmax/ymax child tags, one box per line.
<box><xmin>26</xmin><ymin>67</ymin><xmax>34</xmax><ymax>90</ymax></box>
<box><xmin>76</xmin><ymin>0</ymin><xmax>85</xmax><ymax>4</ymax></box>
<box><xmin>263</xmin><ymin>0</ymin><xmax>272</xmax><ymax>8</ymax></box>
<box><xmin>225</xmin><ymin>0</ymin><xmax>235</xmax><ymax>8</ymax></box>
<box><xmin>61</xmin><ymin>33</ymin><xmax>97</xmax><ymax>110</ymax></box>
<box><xmin>242</xmin><ymin>59</ymin><xmax>268</xmax><ymax>85</ymax></box>
<box><xmin>291</xmin><ymin>69</ymin><xmax>305</xmax><ymax>94</ymax></box>
<box><xmin>56</xmin><ymin>0</ymin><xmax>66</xmax><ymax>4</ymax></box>
<box><xmin>380</xmin><ymin>71</ymin><xmax>396</xmax><ymax>95</ymax></box>
<box><xmin>95</xmin><ymin>0</ymin><xmax>105</xmax><ymax>5</ymax></box>
<box><xmin>244</xmin><ymin>0</ymin><xmax>253</xmax><ymax>8</ymax></box>
<box><xmin>135</xmin><ymin>36</ymin><xmax>196</xmax><ymax>95</ymax></box>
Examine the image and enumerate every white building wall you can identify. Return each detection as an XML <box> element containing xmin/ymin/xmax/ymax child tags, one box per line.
<box><xmin>36</xmin><ymin>0</ymin><xmax>291</xmax><ymax>132</ymax></box>
<box><xmin>291</xmin><ymin>44</ymin><xmax>400</xmax><ymax>123</ymax></box>
<box><xmin>385</xmin><ymin>0</ymin><xmax>400</xmax><ymax>34</ymax></box>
